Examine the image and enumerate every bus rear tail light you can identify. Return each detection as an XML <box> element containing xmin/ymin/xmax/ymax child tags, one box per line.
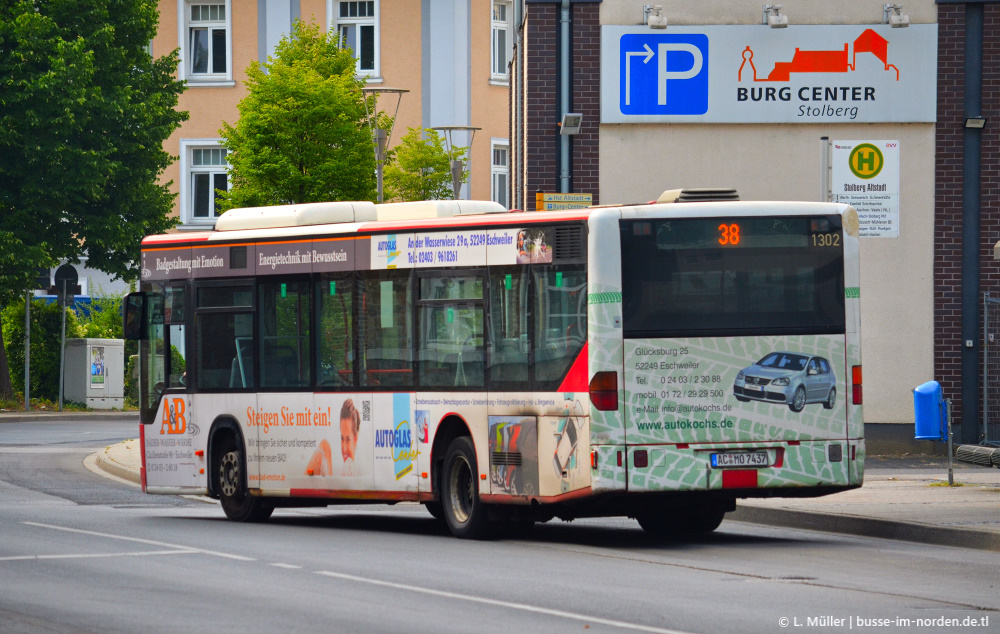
<box><xmin>852</xmin><ymin>365</ymin><xmax>863</xmax><ymax>404</ymax></box>
<box><xmin>589</xmin><ymin>371</ymin><xmax>618</xmax><ymax>411</ymax></box>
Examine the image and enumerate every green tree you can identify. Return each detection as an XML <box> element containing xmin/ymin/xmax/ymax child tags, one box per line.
<box><xmin>219</xmin><ymin>20</ymin><xmax>377</xmax><ymax>208</ymax></box>
<box><xmin>384</xmin><ymin>127</ymin><xmax>466</xmax><ymax>202</ymax></box>
<box><xmin>0</xmin><ymin>0</ymin><xmax>187</xmax><ymax>399</ymax></box>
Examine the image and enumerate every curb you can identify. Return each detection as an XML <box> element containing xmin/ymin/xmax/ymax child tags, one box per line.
<box><xmin>731</xmin><ymin>504</ymin><xmax>1000</xmax><ymax>553</ymax></box>
<box><xmin>94</xmin><ymin>444</ymin><xmax>141</xmax><ymax>485</ymax></box>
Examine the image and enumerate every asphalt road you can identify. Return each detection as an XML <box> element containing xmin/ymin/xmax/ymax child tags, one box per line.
<box><xmin>1</xmin><ymin>420</ymin><xmax>998</xmax><ymax>633</ymax></box>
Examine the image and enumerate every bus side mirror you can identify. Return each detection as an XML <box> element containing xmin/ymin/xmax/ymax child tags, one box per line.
<box><xmin>123</xmin><ymin>292</ymin><xmax>148</xmax><ymax>340</ymax></box>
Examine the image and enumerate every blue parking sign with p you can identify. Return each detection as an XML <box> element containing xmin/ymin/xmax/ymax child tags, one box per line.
<box><xmin>620</xmin><ymin>34</ymin><xmax>709</xmax><ymax>116</ymax></box>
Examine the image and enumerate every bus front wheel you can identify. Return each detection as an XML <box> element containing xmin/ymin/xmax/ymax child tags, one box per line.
<box><xmin>217</xmin><ymin>436</ymin><xmax>273</xmax><ymax>523</ymax></box>
<box><xmin>441</xmin><ymin>436</ymin><xmax>496</xmax><ymax>539</ymax></box>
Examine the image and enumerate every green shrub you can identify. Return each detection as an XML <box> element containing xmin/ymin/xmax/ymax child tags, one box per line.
<box><xmin>1</xmin><ymin>300</ymin><xmax>80</xmax><ymax>401</ymax></box>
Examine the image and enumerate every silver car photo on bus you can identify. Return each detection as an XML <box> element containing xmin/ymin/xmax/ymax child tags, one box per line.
<box><xmin>733</xmin><ymin>352</ymin><xmax>837</xmax><ymax>413</ymax></box>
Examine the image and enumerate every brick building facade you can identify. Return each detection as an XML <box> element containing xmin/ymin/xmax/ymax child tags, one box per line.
<box><xmin>935</xmin><ymin>2</ymin><xmax>1000</xmax><ymax>442</ymax></box>
<box><xmin>513</xmin><ymin>0</ymin><xmax>601</xmax><ymax>212</ymax></box>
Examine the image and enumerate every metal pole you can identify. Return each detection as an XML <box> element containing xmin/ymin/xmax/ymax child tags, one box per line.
<box><xmin>820</xmin><ymin>137</ymin><xmax>830</xmax><ymax>202</ymax></box>
<box><xmin>985</xmin><ymin>292</ymin><xmax>990</xmax><ymax>443</ymax></box>
<box><xmin>960</xmin><ymin>2</ymin><xmax>984</xmax><ymax>445</ymax></box>
<box><xmin>558</xmin><ymin>0</ymin><xmax>571</xmax><ymax>193</ymax></box>
<box><xmin>58</xmin><ymin>280</ymin><xmax>67</xmax><ymax>411</ymax></box>
<box><xmin>375</xmin><ymin>128</ymin><xmax>387</xmax><ymax>203</ymax></box>
<box><xmin>24</xmin><ymin>291</ymin><xmax>30</xmax><ymax>411</ymax></box>
<box><xmin>946</xmin><ymin>397</ymin><xmax>954</xmax><ymax>486</ymax></box>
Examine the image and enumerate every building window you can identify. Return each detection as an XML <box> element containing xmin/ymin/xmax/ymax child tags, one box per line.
<box><xmin>332</xmin><ymin>1</ymin><xmax>379</xmax><ymax>77</ymax></box>
<box><xmin>491</xmin><ymin>140</ymin><xmax>509</xmax><ymax>209</ymax></box>
<box><xmin>179</xmin><ymin>1</ymin><xmax>232</xmax><ymax>83</ymax></box>
<box><xmin>180</xmin><ymin>140</ymin><xmax>229</xmax><ymax>226</ymax></box>
<box><xmin>491</xmin><ymin>1</ymin><xmax>510</xmax><ymax>81</ymax></box>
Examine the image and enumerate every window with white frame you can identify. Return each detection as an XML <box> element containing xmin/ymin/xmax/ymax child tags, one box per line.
<box><xmin>181</xmin><ymin>1</ymin><xmax>232</xmax><ymax>82</ymax></box>
<box><xmin>491</xmin><ymin>141</ymin><xmax>510</xmax><ymax>209</ymax></box>
<box><xmin>332</xmin><ymin>1</ymin><xmax>379</xmax><ymax>76</ymax></box>
<box><xmin>491</xmin><ymin>1</ymin><xmax>511</xmax><ymax>81</ymax></box>
<box><xmin>180</xmin><ymin>141</ymin><xmax>229</xmax><ymax>226</ymax></box>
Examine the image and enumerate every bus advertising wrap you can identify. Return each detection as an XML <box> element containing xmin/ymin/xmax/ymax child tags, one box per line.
<box><xmin>624</xmin><ymin>335</ymin><xmax>848</xmax><ymax>444</ymax></box>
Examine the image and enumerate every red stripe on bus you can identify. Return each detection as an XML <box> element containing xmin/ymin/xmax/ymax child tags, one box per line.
<box><xmin>557</xmin><ymin>342</ymin><xmax>589</xmax><ymax>392</ymax></box>
<box><xmin>142</xmin><ymin>233</ymin><xmax>211</xmax><ymax>245</ymax></box>
<box><xmin>722</xmin><ymin>469</ymin><xmax>758</xmax><ymax>489</ymax></box>
<box><xmin>139</xmin><ymin>423</ymin><xmax>147</xmax><ymax>491</ymax></box>
<box><xmin>481</xmin><ymin>486</ymin><xmax>593</xmax><ymax>505</ymax></box>
<box><xmin>287</xmin><ymin>489</ymin><xmax>421</xmax><ymax>502</ymax></box>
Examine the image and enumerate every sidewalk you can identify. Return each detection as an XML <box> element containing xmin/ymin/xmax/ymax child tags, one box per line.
<box><xmin>9</xmin><ymin>407</ymin><xmax>996</xmax><ymax>552</ymax></box>
<box><xmin>733</xmin><ymin>457</ymin><xmax>1000</xmax><ymax>552</ymax></box>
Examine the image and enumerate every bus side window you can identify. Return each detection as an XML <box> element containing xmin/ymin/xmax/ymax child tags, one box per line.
<box><xmin>533</xmin><ymin>265</ymin><xmax>586</xmax><ymax>388</ymax></box>
<box><xmin>488</xmin><ymin>267</ymin><xmax>529</xmax><ymax>388</ymax></box>
<box><xmin>317</xmin><ymin>274</ymin><xmax>355</xmax><ymax>388</ymax></box>
<box><xmin>195</xmin><ymin>284</ymin><xmax>254</xmax><ymax>391</ymax></box>
<box><xmin>360</xmin><ymin>270</ymin><xmax>414</xmax><ymax>388</ymax></box>
<box><xmin>259</xmin><ymin>279</ymin><xmax>311</xmax><ymax>389</ymax></box>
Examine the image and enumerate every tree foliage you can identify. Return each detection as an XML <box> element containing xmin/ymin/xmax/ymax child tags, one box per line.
<box><xmin>0</xmin><ymin>0</ymin><xmax>187</xmax><ymax>399</ymax></box>
<box><xmin>1</xmin><ymin>301</ymin><xmax>80</xmax><ymax>402</ymax></box>
<box><xmin>219</xmin><ymin>20</ymin><xmax>377</xmax><ymax>208</ymax></box>
<box><xmin>384</xmin><ymin>127</ymin><xmax>467</xmax><ymax>202</ymax></box>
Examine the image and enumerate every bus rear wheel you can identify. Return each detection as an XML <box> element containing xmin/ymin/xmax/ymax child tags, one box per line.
<box><xmin>217</xmin><ymin>436</ymin><xmax>273</xmax><ymax>523</ymax></box>
<box><xmin>636</xmin><ymin>504</ymin><xmax>726</xmax><ymax>537</ymax></box>
<box><xmin>441</xmin><ymin>436</ymin><xmax>496</xmax><ymax>539</ymax></box>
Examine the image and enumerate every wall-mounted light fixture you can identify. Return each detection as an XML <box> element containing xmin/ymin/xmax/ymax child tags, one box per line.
<box><xmin>560</xmin><ymin>113</ymin><xmax>583</xmax><ymax>135</ymax></box>
<box><xmin>763</xmin><ymin>4</ymin><xmax>787</xmax><ymax>28</ymax></box>
<box><xmin>643</xmin><ymin>5</ymin><xmax>668</xmax><ymax>29</ymax></box>
<box><xmin>965</xmin><ymin>116</ymin><xmax>987</xmax><ymax>129</ymax></box>
<box><xmin>883</xmin><ymin>3</ymin><xmax>909</xmax><ymax>28</ymax></box>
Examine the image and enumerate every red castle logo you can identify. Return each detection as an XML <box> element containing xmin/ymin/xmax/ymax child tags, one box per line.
<box><xmin>739</xmin><ymin>29</ymin><xmax>899</xmax><ymax>82</ymax></box>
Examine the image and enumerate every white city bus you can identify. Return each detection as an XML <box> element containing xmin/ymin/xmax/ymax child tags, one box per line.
<box><xmin>124</xmin><ymin>190</ymin><xmax>864</xmax><ymax>538</ymax></box>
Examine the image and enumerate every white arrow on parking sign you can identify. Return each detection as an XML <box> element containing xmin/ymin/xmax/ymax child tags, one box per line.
<box><xmin>624</xmin><ymin>43</ymin><xmax>654</xmax><ymax>106</ymax></box>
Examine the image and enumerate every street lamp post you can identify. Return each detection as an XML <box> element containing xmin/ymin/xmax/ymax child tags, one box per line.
<box><xmin>361</xmin><ymin>87</ymin><xmax>408</xmax><ymax>203</ymax></box>
<box><xmin>431</xmin><ymin>125</ymin><xmax>480</xmax><ymax>200</ymax></box>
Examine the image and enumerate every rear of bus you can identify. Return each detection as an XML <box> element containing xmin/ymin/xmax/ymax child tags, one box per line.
<box><xmin>586</xmin><ymin>198</ymin><xmax>863</xmax><ymax>533</ymax></box>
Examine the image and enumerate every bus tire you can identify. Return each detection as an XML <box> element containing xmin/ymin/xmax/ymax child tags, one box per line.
<box><xmin>823</xmin><ymin>387</ymin><xmax>836</xmax><ymax>410</ymax></box>
<box><xmin>217</xmin><ymin>436</ymin><xmax>273</xmax><ymax>523</ymax></box>
<box><xmin>789</xmin><ymin>386</ymin><xmax>807</xmax><ymax>413</ymax></box>
<box><xmin>424</xmin><ymin>501</ymin><xmax>445</xmax><ymax>522</ymax></box>
<box><xmin>635</xmin><ymin>511</ymin><xmax>685</xmax><ymax>538</ymax></box>
<box><xmin>687</xmin><ymin>505</ymin><xmax>726</xmax><ymax>534</ymax></box>
<box><xmin>441</xmin><ymin>436</ymin><xmax>496</xmax><ymax>539</ymax></box>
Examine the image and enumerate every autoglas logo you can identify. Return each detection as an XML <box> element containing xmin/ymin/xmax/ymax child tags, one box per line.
<box><xmin>620</xmin><ymin>34</ymin><xmax>709</xmax><ymax>115</ymax></box>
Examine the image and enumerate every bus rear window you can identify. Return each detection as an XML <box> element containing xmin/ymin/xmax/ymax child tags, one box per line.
<box><xmin>620</xmin><ymin>216</ymin><xmax>846</xmax><ymax>337</ymax></box>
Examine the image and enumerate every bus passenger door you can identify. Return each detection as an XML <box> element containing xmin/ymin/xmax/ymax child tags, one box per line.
<box><xmin>145</xmin><ymin>285</ymin><xmax>205</xmax><ymax>491</ymax></box>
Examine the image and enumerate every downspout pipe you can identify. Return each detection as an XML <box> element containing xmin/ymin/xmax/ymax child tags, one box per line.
<box><xmin>961</xmin><ymin>3</ymin><xmax>984</xmax><ymax>445</ymax></box>
<box><xmin>559</xmin><ymin>0</ymin><xmax>571</xmax><ymax>193</ymax></box>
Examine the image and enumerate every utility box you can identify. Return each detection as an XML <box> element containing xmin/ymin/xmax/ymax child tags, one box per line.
<box><xmin>65</xmin><ymin>338</ymin><xmax>125</xmax><ymax>409</ymax></box>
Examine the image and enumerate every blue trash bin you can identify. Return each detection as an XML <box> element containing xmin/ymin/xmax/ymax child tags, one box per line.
<box><xmin>913</xmin><ymin>380</ymin><xmax>945</xmax><ymax>441</ymax></box>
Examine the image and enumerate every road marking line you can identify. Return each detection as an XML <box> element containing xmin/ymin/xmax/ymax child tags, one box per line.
<box><xmin>313</xmin><ymin>570</ymin><xmax>691</xmax><ymax>634</ymax></box>
<box><xmin>269</xmin><ymin>563</ymin><xmax>302</xmax><ymax>569</ymax></box>
<box><xmin>21</xmin><ymin>522</ymin><xmax>255</xmax><ymax>562</ymax></box>
<box><xmin>0</xmin><ymin>549</ymin><xmax>197</xmax><ymax>562</ymax></box>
